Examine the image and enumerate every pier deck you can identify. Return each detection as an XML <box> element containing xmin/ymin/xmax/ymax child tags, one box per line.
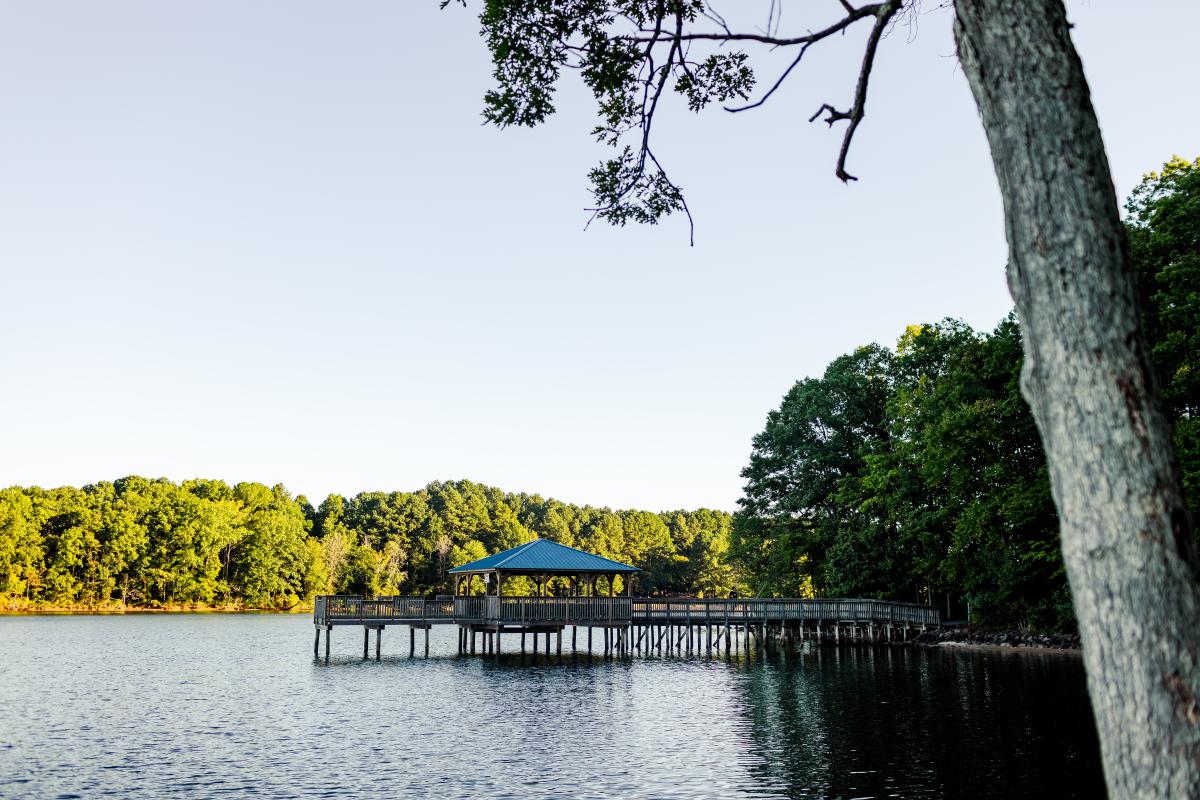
<box><xmin>312</xmin><ymin>595</ymin><xmax>940</xmax><ymax>658</ymax></box>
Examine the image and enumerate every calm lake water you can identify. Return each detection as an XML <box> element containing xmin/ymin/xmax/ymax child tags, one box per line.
<box><xmin>0</xmin><ymin>614</ymin><xmax>1104</xmax><ymax>799</ymax></box>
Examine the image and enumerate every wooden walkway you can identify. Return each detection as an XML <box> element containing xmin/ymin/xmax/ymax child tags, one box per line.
<box><xmin>313</xmin><ymin>595</ymin><xmax>940</xmax><ymax>659</ymax></box>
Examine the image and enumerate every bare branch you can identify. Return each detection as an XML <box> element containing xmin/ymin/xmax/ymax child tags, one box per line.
<box><xmin>813</xmin><ymin>0</ymin><xmax>903</xmax><ymax>182</ymax></box>
<box><xmin>699</xmin><ymin>5</ymin><xmax>732</xmax><ymax>37</ymax></box>
<box><xmin>808</xmin><ymin>103</ymin><xmax>852</xmax><ymax>125</ymax></box>
<box><xmin>625</xmin><ymin>5</ymin><xmax>883</xmax><ymax>47</ymax></box>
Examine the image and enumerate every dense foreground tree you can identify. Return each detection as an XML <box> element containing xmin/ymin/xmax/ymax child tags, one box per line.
<box><xmin>735</xmin><ymin>316</ymin><xmax>1069</xmax><ymax>627</ymax></box>
<box><xmin>447</xmin><ymin>0</ymin><xmax>1197</xmax><ymax>792</ymax></box>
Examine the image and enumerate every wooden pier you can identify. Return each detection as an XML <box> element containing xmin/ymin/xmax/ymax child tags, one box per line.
<box><xmin>312</xmin><ymin>594</ymin><xmax>940</xmax><ymax>659</ymax></box>
<box><xmin>312</xmin><ymin>539</ymin><xmax>939</xmax><ymax>660</ymax></box>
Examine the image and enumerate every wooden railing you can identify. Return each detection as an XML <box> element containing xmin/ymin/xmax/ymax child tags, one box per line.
<box><xmin>631</xmin><ymin>598</ymin><xmax>939</xmax><ymax>627</ymax></box>
<box><xmin>314</xmin><ymin>595</ymin><xmax>939</xmax><ymax>627</ymax></box>
<box><xmin>454</xmin><ymin>596</ymin><xmax>487</xmax><ymax>620</ymax></box>
<box><xmin>487</xmin><ymin>596</ymin><xmax>632</xmax><ymax>624</ymax></box>
<box><xmin>317</xmin><ymin>595</ymin><xmax>454</xmax><ymax>625</ymax></box>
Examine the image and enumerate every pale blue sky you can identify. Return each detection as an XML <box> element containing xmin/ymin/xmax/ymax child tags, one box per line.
<box><xmin>1</xmin><ymin>1</ymin><xmax>1195</xmax><ymax>511</ymax></box>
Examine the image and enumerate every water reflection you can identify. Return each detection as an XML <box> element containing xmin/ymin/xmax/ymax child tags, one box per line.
<box><xmin>0</xmin><ymin>616</ymin><xmax>1103</xmax><ymax>799</ymax></box>
<box><xmin>732</xmin><ymin>643</ymin><xmax>1105</xmax><ymax>798</ymax></box>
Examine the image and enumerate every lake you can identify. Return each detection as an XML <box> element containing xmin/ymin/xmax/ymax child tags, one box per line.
<box><xmin>0</xmin><ymin>614</ymin><xmax>1104</xmax><ymax>798</ymax></box>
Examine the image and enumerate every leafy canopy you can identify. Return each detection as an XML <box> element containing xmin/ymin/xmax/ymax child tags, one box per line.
<box><xmin>446</xmin><ymin>0</ymin><xmax>908</xmax><ymax>239</ymax></box>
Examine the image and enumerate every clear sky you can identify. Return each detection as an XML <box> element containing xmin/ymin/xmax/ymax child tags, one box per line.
<box><xmin>1</xmin><ymin>1</ymin><xmax>1195</xmax><ymax>511</ymax></box>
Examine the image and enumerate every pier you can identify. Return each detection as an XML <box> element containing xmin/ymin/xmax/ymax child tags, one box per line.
<box><xmin>311</xmin><ymin>538</ymin><xmax>939</xmax><ymax>659</ymax></box>
<box><xmin>313</xmin><ymin>594</ymin><xmax>941</xmax><ymax>659</ymax></box>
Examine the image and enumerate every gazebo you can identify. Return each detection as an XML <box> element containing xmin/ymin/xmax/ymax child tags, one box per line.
<box><xmin>447</xmin><ymin>538</ymin><xmax>640</xmax><ymax>654</ymax></box>
<box><xmin>448</xmin><ymin>537</ymin><xmax>639</xmax><ymax>598</ymax></box>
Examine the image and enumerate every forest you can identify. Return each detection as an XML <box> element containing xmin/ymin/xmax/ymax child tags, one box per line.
<box><xmin>734</xmin><ymin>156</ymin><xmax>1198</xmax><ymax>629</ymax></box>
<box><xmin>1</xmin><ymin>157</ymin><xmax>1194</xmax><ymax>628</ymax></box>
<box><xmin>0</xmin><ymin>477</ymin><xmax>736</xmax><ymax>610</ymax></box>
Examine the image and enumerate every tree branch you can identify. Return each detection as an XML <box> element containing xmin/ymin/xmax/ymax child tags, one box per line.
<box><xmin>816</xmin><ymin>0</ymin><xmax>903</xmax><ymax>182</ymax></box>
<box><xmin>625</xmin><ymin>5</ymin><xmax>884</xmax><ymax>47</ymax></box>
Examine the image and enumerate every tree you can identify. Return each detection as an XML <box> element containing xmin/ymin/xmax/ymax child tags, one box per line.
<box><xmin>733</xmin><ymin>345</ymin><xmax>892</xmax><ymax>596</ymax></box>
<box><xmin>231</xmin><ymin>483</ymin><xmax>312</xmax><ymax>608</ymax></box>
<box><xmin>620</xmin><ymin>510</ymin><xmax>677</xmax><ymax>591</ymax></box>
<box><xmin>0</xmin><ymin>489</ymin><xmax>42</xmax><ymax>604</ymax></box>
<box><xmin>449</xmin><ymin>1</ymin><xmax>1197</xmax><ymax>792</ymax></box>
<box><xmin>1127</xmin><ymin>156</ymin><xmax>1200</xmax><ymax>525</ymax></box>
<box><xmin>954</xmin><ymin>7</ymin><xmax>1198</xmax><ymax>794</ymax></box>
<box><xmin>0</xmin><ymin>475</ymin><xmax>735</xmax><ymax>606</ymax></box>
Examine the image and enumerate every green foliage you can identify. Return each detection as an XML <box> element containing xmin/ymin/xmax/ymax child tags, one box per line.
<box><xmin>674</xmin><ymin>52</ymin><xmax>755</xmax><ymax>112</ymax></box>
<box><xmin>733</xmin><ymin>344</ymin><xmax>892</xmax><ymax>597</ymax></box>
<box><xmin>587</xmin><ymin>146</ymin><xmax>685</xmax><ymax>227</ymax></box>
<box><xmin>731</xmin><ymin>158</ymin><xmax>1199</xmax><ymax>629</ymax></box>
<box><xmin>231</xmin><ymin>484</ymin><xmax>311</xmax><ymax>608</ymax></box>
<box><xmin>1126</xmin><ymin>155</ymin><xmax>1200</xmax><ymax>522</ymax></box>
<box><xmin>455</xmin><ymin>0</ymin><xmax>754</xmax><ymax>229</ymax></box>
<box><xmin>735</xmin><ymin>318</ymin><xmax>1066</xmax><ymax>628</ymax></box>
<box><xmin>0</xmin><ymin>476</ymin><xmax>736</xmax><ymax>608</ymax></box>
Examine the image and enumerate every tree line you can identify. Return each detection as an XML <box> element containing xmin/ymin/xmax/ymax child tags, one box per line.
<box><xmin>0</xmin><ymin>477</ymin><xmax>735</xmax><ymax>610</ymax></box>
<box><xmin>733</xmin><ymin>156</ymin><xmax>1199</xmax><ymax>630</ymax></box>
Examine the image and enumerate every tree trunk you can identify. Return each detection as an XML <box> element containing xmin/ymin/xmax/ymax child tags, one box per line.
<box><xmin>954</xmin><ymin>1</ymin><xmax>1200</xmax><ymax>796</ymax></box>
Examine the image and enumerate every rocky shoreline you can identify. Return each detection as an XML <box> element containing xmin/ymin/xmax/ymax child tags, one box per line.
<box><xmin>913</xmin><ymin>627</ymin><xmax>1080</xmax><ymax>652</ymax></box>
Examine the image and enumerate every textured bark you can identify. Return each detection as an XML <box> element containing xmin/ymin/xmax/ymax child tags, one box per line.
<box><xmin>954</xmin><ymin>1</ymin><xmax>1200</xmax><ymax>796</ymax></box>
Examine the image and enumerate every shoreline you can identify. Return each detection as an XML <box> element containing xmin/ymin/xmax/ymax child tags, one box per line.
<box><xmin>913</xmin><ymin>628</ymin><xmax>1081</xmax><ymax>655</ymax></box>
<box><xmin>926</xmin><ymin>640</ymin><xmax>1082</xmax><ymax>656</ymax></box>
<box><xmin>1</xmin><ymin>605</ymin><xmax>311</xmax><ymax>615</ymax></box>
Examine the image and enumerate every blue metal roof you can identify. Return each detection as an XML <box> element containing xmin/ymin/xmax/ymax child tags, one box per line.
<box><xmin>447</xmin><ymin>538</ymin><xmax>639</xmax><ymax>574</ymax></box>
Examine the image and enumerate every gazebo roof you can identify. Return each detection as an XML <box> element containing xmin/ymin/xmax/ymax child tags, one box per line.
<box><xmin>447</xmin><ymin>538</ymin><xmax>639</xmax><ymax>575</ymax></box>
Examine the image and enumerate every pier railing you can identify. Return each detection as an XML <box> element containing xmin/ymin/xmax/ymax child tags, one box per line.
<box><xmin>317</xmin><ymin>595</ymin><xmax>455</xmax><ymax>625</ymax></box>
<box><xmin>631</xmin><ymin>598</ymin><xmax>939</xmax><ymax>627</ymax></box>
<box><xmin>315</xmin><ymin>595</ymin><xmax>938</xmax><ymax>627</ymax></box>
<box><xmin>454</xmin><ymin>596</ymin><xmax>488</xmax><ymax>620</ymax></box>
<box><xmin>487</xmin><ymin>596</ymin><xmax>632</xmax><ymax>624</ymax></box>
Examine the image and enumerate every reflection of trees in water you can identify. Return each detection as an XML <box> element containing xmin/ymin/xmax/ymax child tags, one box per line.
<box><xmin>732</xmin><ymin>646</ymin><xmax>1105</xmax><ymax>799</ymax></box>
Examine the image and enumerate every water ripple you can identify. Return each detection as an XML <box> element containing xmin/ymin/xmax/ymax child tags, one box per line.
<box><xmin>0</xmin><ymin>615</ymin><xmax>1103</xmax><ymax>798</ymax></box>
